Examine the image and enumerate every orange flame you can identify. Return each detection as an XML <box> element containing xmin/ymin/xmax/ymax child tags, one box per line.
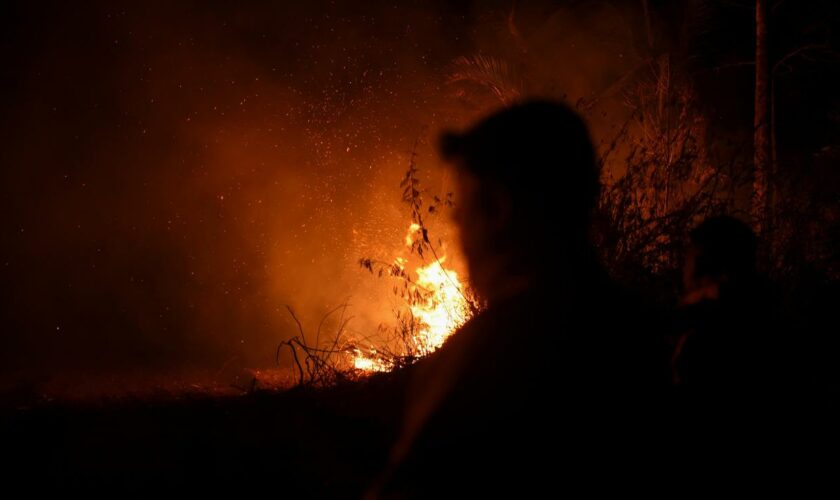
<box><xmin>352</xmin><ymin>349</ymin><xmax>392</xmax><ymax>372</ymax></box>
<box><xmin>353</xmin><ymin>223</ymin><xmax>471</xmax><ymax>371</ymax></box>
<box><xmin>410</xmin><ymin>257</ymin><xmax>469</xmax><ymax>352</ymax></box>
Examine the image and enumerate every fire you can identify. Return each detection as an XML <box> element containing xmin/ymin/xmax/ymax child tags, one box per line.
<box><xmin>410</xmin><ymin>258</ymin><xmax>469</xmax><ymax>352</ymax></box>
<box><xmin>353</xmin><ymin>223</ymin><xmax>472</xmax><ymax>371</ymax></box>
<box><xmin>405</xmin><ymin>222</ymin><xmax>421</xmax><ymax>246</ymax></box>
<box><xmin>352</xmin><ymin>350</ymin><xmax>392</xmax><ymax>372</ymax></box>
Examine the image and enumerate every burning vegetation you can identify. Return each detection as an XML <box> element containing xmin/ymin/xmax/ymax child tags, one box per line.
<box><xmin>353</xmin><ymin>224</ymin><xmax>472</xmax><ymax>372</ymax></box>
<box><xmin>1</xmin><ymin>0</ymin><xmax>837</xmax><ymax>402</ymax></box>
<box><xmin>3</xmin><ymin>2</ymin><xmax>840</xmax><ymax>498</ymax></box>
<box><xmin>269</xmin><ymin>0</ymin><xmax>840</xmax><ymax>385</ymax></box>
<box><xmin>276</xmin><ymin>150</ymin><xmax>476</xmax><ymax>384</ymax></box>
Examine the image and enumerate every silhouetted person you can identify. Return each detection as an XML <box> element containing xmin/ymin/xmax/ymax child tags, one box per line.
<box><xmin>670</xmin><ymin>215</ymin><xmax>783</xmax><ymax>393</ymax></box>
<box><xmin>661</xmin><ymin>216</ymin><xmax>817</xmax><ymax>477</ymax></box>
<box><xmin>368</xmin><ymin>101</ymin><xmax>662</xmax><ymax>499</ymax></box>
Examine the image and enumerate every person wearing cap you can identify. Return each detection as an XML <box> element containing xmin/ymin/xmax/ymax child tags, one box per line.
<box><xmin>367</xmin><ymin>100</ymin><xmax>663</xmax><ymax>499</ymax></box>
<box><xmin>671</xmin><ymin>215</ymin><xmax>789</xmax><ymax>392</ymax></box>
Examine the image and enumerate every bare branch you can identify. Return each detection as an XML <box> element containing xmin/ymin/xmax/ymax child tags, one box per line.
<box><xmin>773</xmin><ymin>44</ymin><xmax>830</xmax><ymax>75</ymax></box>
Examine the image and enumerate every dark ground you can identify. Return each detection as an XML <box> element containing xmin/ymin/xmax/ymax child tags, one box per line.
<box><xmin>2</xmin><ymin>341</ymin><xmax>838</xmax><ymax>496</ymax></box>
<box><xmin>1</xmin><ymin>373</ymin><xmax>407</xmax><ymax>497</ymax></box>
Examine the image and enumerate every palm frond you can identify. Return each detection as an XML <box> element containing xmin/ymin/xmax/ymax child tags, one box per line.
<box><xmin>448</xmin><ymin>55</ymin><xmax>523</xmax><ymax>105</ymax></box>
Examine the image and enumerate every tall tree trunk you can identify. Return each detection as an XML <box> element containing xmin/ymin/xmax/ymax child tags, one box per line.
<box><xmin>753</xmin><ymin>0</ymin><xmax>771</xmax><ymax>236</ymax></box>
<box><xmin>641</xmin><ymin>0</ymin><xmax>654</xmax><ymax>50</ymax></box>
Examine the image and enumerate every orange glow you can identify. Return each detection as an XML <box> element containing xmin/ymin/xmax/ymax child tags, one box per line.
<box><xmin>410</xmin><ymin>258</ymin><xmax>469</xmax><ymax>352</ymax></box>
<box><xmin>405</xmin><ymin>223</ymin><xmax>421</xmax><ymax>246</ymax></box>
<box><xmin>353</xmin><ymin>223</ymin><xmax>471</xmax><ymax>371</ymax></box>
<box><xmin>352</xmin><ymin>349</ymin><xmax>392</xmax><ymax>372</ymax></box>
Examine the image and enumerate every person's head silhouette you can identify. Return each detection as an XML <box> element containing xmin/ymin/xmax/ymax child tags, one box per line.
<box><xmin>440</xmin><ymin>100</ymin><xmax>599</xmax><ymax>303</ymax></box>
<box><xmin>683</xmin><ymin>215</ymin><xmax>758</xmax><ymax>303</ymax></box>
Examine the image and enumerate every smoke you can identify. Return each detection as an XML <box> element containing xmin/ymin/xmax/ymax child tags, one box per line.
<box><xmin>0</xmin><ymin>0</ymin><xmax>641</xmax><ymax>395</ymax></box>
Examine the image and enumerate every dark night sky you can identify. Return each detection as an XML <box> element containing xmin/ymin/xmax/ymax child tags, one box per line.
<box><xmin>1</xmin><ymin>0</ymin><xmax>838</xmax><ymax>395</ymax></box>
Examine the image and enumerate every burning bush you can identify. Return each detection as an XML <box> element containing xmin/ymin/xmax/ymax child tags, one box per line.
<box><xmin>278</xmin><ymin>147</ymin><xmax>478</xmax><ymax>385</ymax></box>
